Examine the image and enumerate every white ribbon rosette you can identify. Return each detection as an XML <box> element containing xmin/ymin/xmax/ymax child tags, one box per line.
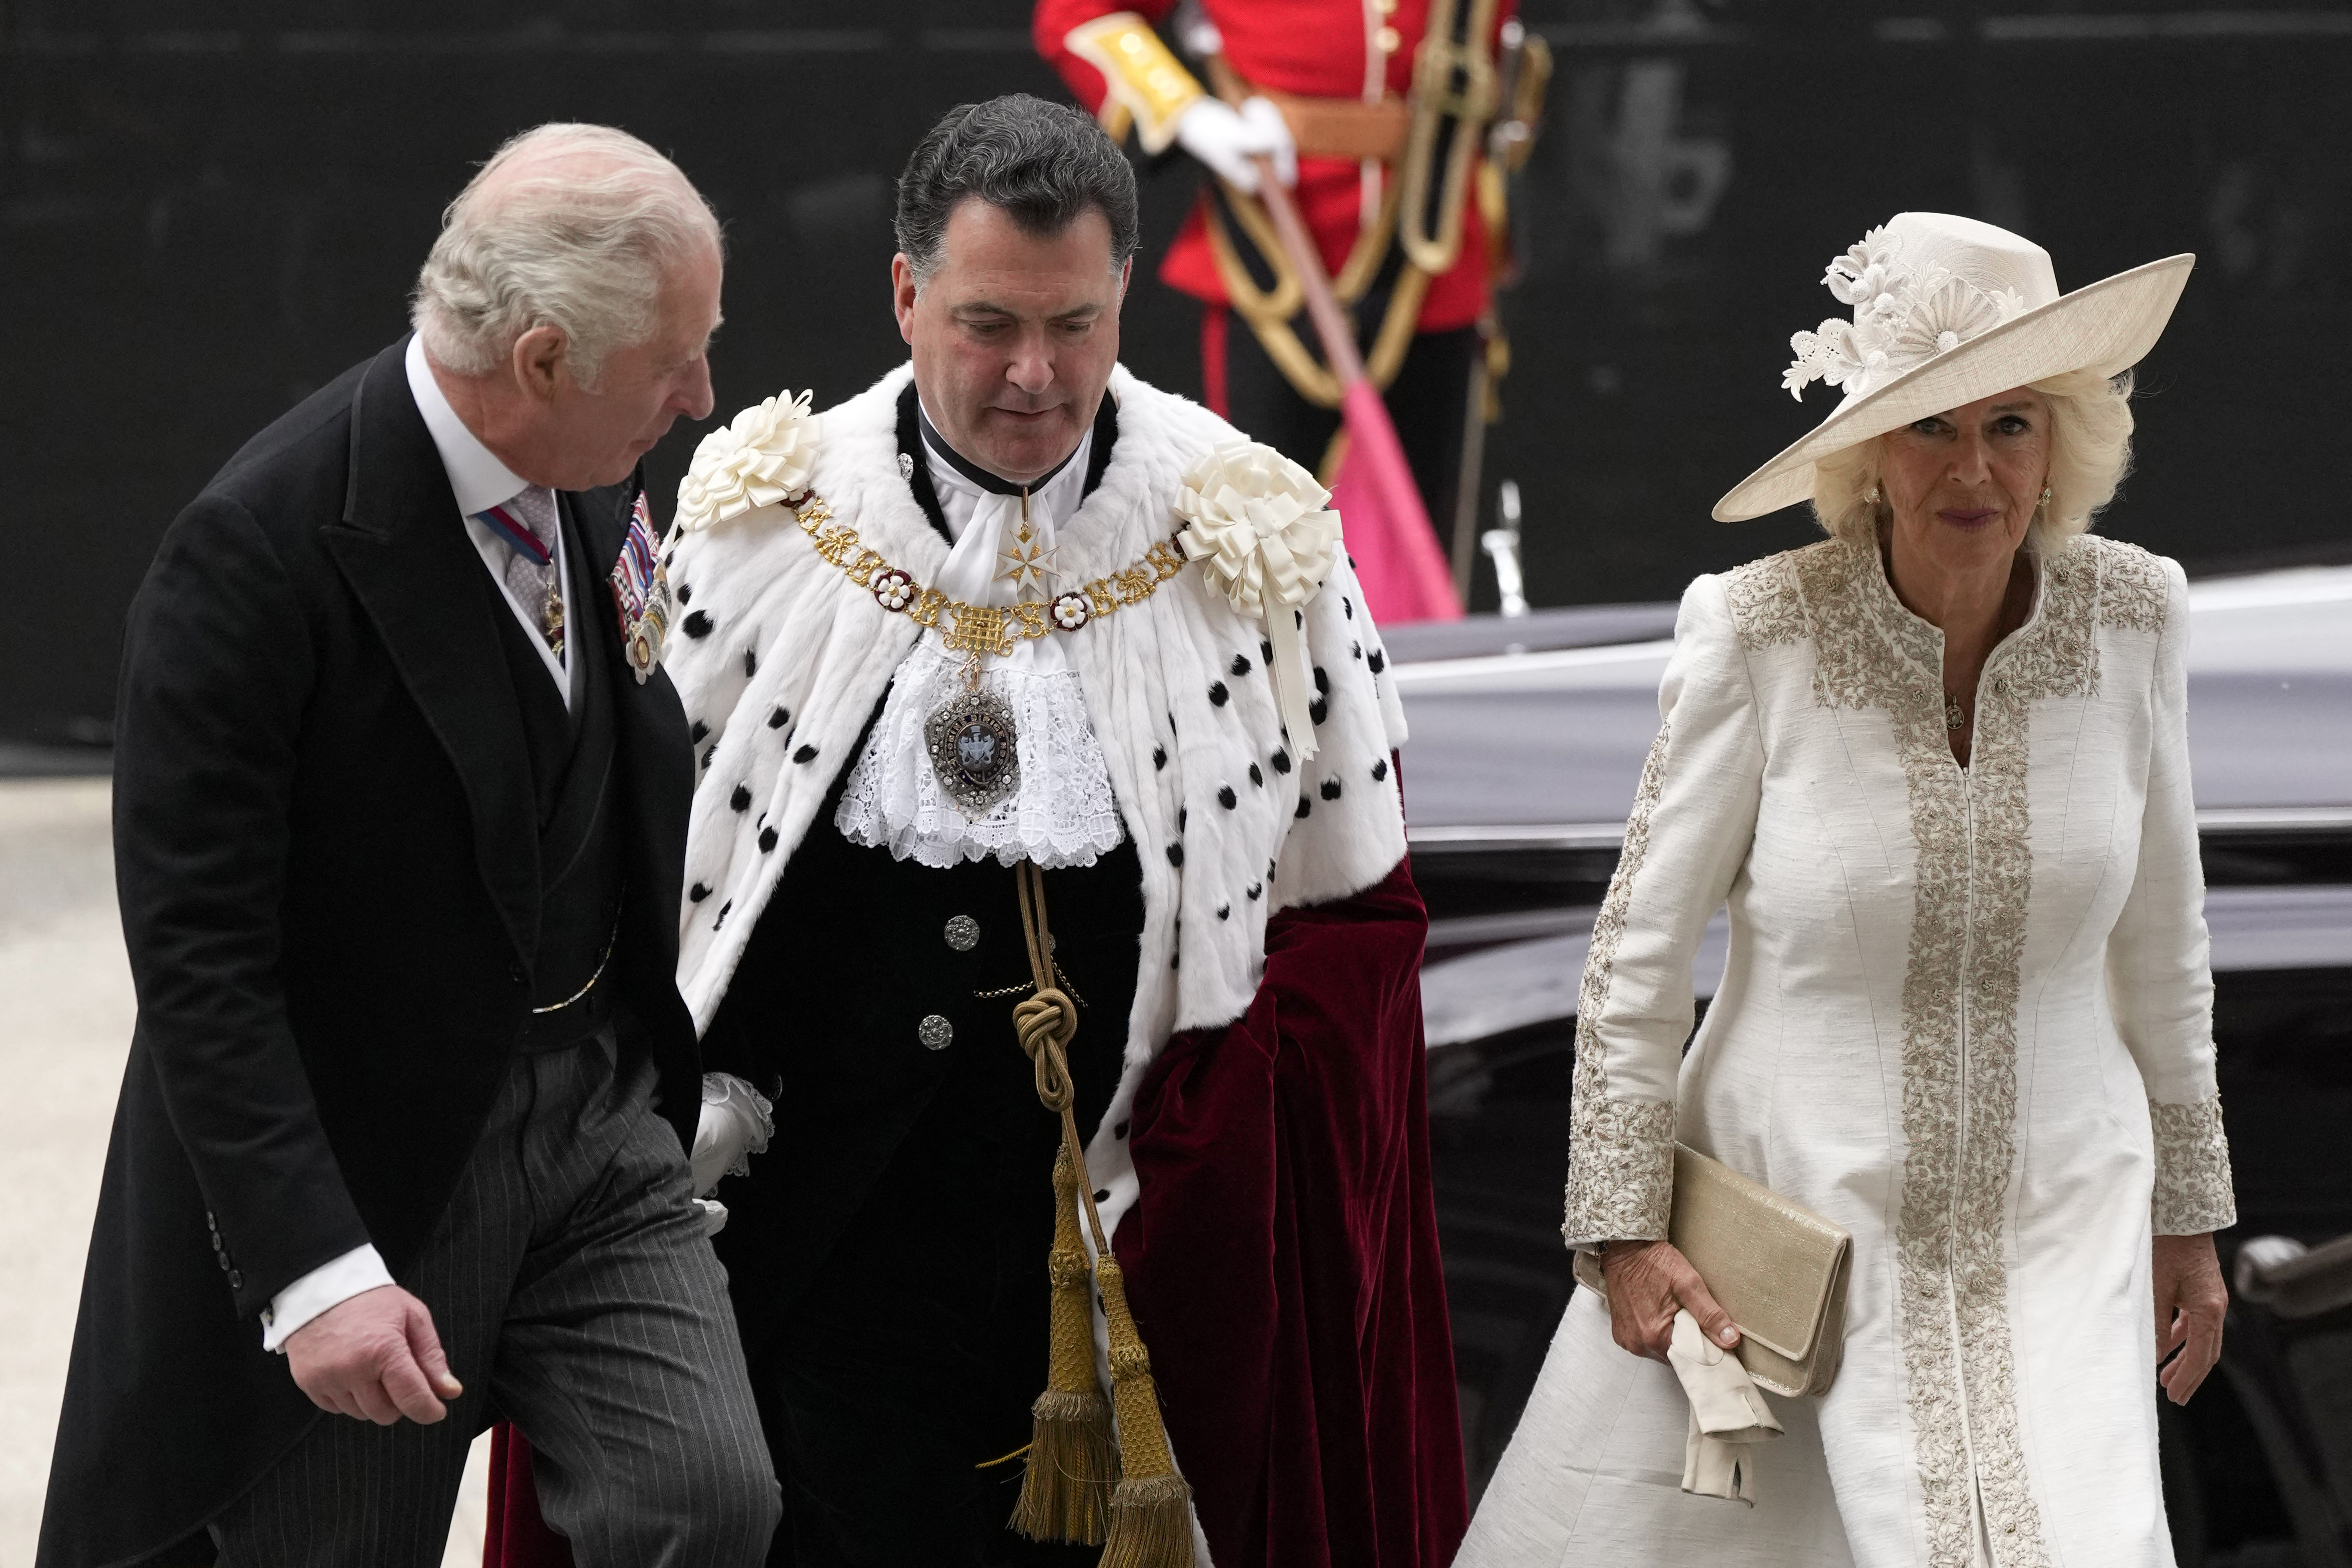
<box><xmin>674</xmin><ymin>389</ymin><xmax>819</xmax><ymax>534</ymax></box>
<box><xmin>1174</xmin><ymin>440</ymin><xmax>1343</xmax><ymax>762</ymax></box>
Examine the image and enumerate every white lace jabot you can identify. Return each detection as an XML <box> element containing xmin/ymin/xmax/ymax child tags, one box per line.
<box><xmin>833</xmin><ymin>420</ymin><xmax>1126</xmax><ymax>869</ymax></box>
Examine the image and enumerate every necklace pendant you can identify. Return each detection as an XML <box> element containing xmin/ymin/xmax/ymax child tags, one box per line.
<box><xmin>1945</xmin><ymin>696</ymin><xmax>1967</xmax><ymax>731</ymax></box>
<box><xmin>925</xmin><ymin>684</ymin><xmax>1021</xmax><ymax>818</ymax></box>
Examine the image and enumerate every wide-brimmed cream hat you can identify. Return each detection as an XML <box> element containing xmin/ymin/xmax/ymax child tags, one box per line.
<box><xmin>1713</xmin><ymin>212</ymin><xmax>2193</xmax><ymax>522</ymax></box>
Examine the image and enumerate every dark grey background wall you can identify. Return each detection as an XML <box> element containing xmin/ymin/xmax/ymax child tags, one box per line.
<box><xmin>3</xmin><ymin>0</ymin><xmax>2345</xmax><ymax>745</ymax></box>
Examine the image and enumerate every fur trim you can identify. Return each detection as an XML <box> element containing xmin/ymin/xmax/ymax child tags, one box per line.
<box><xmin>662</xmin><ymin>359</ymin><xmax>1408</xmax><ymax>1236</ymax></box>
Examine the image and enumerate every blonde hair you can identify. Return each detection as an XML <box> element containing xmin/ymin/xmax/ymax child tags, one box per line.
<box><xmin>1809</xmin><ymin>368</ymin><xmax>2137</xmax><ymax>553</ymax></box>
<box><xmin>412</xmin><ymin>124</ymin><xmax>721</xmax><ymax>389</ymax></box>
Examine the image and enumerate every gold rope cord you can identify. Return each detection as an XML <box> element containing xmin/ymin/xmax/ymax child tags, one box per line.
<box><xmin>1397</xmin><ymin>0</ymin><xmax>1502</xmax><ymax>276</ymax></box>
<box><xmin>1005</xmin><ymin>862</ymin><xmax>1193</xmax><ymax>1565</ymax></box>
<box><xmin>1204</xmin><ymin>183</ymin><xmax>1431</xmax><ymax>409</ymax></box>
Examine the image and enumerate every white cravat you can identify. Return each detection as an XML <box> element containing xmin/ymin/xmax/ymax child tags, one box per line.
<box><xmin>832</xmin><ymin>406</ymin><xmax>1125</xmax><ymax>869</ymax></box>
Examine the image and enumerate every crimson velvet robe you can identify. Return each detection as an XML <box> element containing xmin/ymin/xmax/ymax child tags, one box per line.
<box><xmin>482</xmin><ymin>862</ymin><xmax>1465</xmax><ymax>1567</ymax></box>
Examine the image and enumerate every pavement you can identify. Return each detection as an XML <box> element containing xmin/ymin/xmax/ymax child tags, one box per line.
<box><xmin>0</xmin><ymin>780</ymin><xmax>486</xmax><ymax>1567</ymax></box>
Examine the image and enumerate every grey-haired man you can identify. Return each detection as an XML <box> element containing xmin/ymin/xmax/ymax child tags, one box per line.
<box><xmin>39</xmin><ymin>125</ymin><xmax>778</xmax><ymax>1567</ymax></box>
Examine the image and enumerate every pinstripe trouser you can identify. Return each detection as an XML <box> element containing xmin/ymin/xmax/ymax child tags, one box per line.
<box><xmin>211</xmin><ymin>1029</ymin><xmax>781</xmax><ymax>1566</ymax></box>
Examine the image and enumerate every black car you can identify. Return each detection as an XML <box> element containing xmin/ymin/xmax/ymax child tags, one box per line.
<box><xmin>1389</xmin><ymin>565</ymin><xmax>2352</xmax><ymax>1565</ymax></box>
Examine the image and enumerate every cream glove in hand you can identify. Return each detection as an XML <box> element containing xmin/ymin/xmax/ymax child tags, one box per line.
<box><xmin>1668</xmin><ymin>1308</ymin><xmax>1783</xmax><ymax>1504</ymax></box>
<box><xmin>1175</xmin><ymin>96</ymin><xmax>1297</xmax><ymax>193</ymax></box>
<box><xmin>690</xmin><ymin>1072</ymin><xmax>774</xmax><ymax>1199</ymax></box>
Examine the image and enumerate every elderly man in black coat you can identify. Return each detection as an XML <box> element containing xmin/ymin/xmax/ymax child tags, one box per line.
<box><xmin>38</xmin><ymin>124</ymin><xmax>780</xmax><ymax>1567</ymax></box>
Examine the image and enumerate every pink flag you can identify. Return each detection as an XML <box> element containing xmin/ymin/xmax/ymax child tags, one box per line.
<box><xmin>1329</xmin><ymin>380</ymin><xmax>1463</xmax><ymax>624</ymax></box>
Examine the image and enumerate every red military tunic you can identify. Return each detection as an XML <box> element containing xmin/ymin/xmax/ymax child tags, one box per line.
<box><xmin>1033</xmin><ymin>0</ymin><xmax>1508</xmax><ymax>335</ymax></box>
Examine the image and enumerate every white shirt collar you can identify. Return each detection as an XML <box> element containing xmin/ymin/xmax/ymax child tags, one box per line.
<box><xmin>404</xmin><ymin>333</ymin><xmax>533</xmax><ymax>517</ymax></box>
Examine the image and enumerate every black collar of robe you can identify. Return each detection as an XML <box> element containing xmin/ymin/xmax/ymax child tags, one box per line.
<box><xmin>893</xmin><ymin>382</ymin><xmax>1118</xmax><ymax>542</ymax></box>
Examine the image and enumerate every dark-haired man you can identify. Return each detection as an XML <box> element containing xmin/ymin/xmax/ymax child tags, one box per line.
<box><xmin>493</xmin><ymin>93</ymin><xmax>1468</xmax><ymax>1568</ymax></box>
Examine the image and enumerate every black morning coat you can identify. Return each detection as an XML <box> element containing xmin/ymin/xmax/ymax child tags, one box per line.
<box><xmin>37</xmin><ymin>339</ymin><xmax>700</xmax><ymax>1568</ymax></box>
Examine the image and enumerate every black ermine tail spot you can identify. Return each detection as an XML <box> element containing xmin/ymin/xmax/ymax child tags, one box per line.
<box><xmin>792</xmin><ymin>744</ymin><xmax>818</xmax><ymax>764</ymax></box>
<box><xmin>1231</xmin><ymin>654</ymin><xmax>1251</xmax><ymax>676</ymax></box>
<box><xmin>1247</xmin><ymin>881</ymin><xmax>1262</xmax><ymax>900</ymax></box>
<box><xmin>1371</xmin><ymin>758</ymin><xmax>1388</xmax><ymax>782</ymax></box>
<box><xmin>1313</xmin><ymin>666</ymin><xmax>1329</xmax><ymax>694</ymax></box>
<box><xmin>1309</xmin><ymin>697</ymin><xmax>1328</xmax><ymax>725</ymax></box>
<box><xmin>1294</xmin><ymin>797</ymin><xmax>1312</xmax><ymax>819</ymax></box>
<box><xmin>1248</xmin><ymin>763</ymin><xmax>1263</xmax><ymax>786</ymax></box>
<box><xmin>690</xmin><ymin>720</ymin><xmax>709</xmax><ymax>743</ymax></box>
<box><xmin>1208</xmin><ymin>681</ymin><xmax>1229</xmax><ymax>707</ymax></box>
<box><xmin>1217</xmin><ymin>904</ymin><xmax>1230</xmax><ymax>920</ymax></box>
<box><xmin>1153</xmin><ymin>744</ymin><xmax>1168</xmax><ymax>771</ymax></box>
<box><xmin>682</xmin><ymin>610</ymin><xmax>713</xmax><ymax>639</ymax></box>
<box><xmin>758</xmin><ymin>826</ymin><xmax>778</xmax><ymax>852</ymax></box>
<box><xmin>1368</xmin><ymin>649</ymin><xmax>1386</xmax><ymax>675</ymax></box>
<box><xmin>1320</xmin><ymin>778</ymin><xmax>1341</xmax><ymax>800</ymax></box>
<box><xmin>768</xmin><ymin>707</ymin><xmax>790</xmax><ymax>729</ymax></box>
<box><xmin>1270</xmin><ymin>749</ymin><xmax>1291</xmax><ymax>774</ymax></box>
<box><xmin>730</xmin><ymin>785</ymin><xmax>751</xmax><ymax>812</ymax></box>
<box><xmin>1167</xmin><ymin>842</ymin><xmax>1185</xmax><ymax>867</ymax></box>
<box><xmin>689</xmin><ymin>883</ymin><xmax>710</xmax><ymax>903</ymax></box>
<box><xmin>743</xmin><ymin>648</ymin><xmax>757</xmax><ymax>677</ymax></box>
<box><xmin>1217</xmin><ymin>786</ymin><xmax>1236</xmax><ymax>809</ymax></box>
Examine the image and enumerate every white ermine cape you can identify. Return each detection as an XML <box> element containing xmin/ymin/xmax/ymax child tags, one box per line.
<box><xmin>659</xmin><ymin>361</ymin><xmax>1409</xmax><ymax>1246</ymax></box>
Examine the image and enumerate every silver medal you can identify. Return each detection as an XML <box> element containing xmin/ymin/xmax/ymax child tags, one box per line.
<box><xmin>924</xmin><ymin>686</ymin><xmax>1021</xmax><ymax>818</ymax></box>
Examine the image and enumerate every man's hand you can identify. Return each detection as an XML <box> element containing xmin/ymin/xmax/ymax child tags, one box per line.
<box><xmin>284</xmin><ymin>1285</ymin><xmax>462</xmax><ymax>1425</ymax></box>
<box><xmin>2153</xmin><ymin>1232</ymin><xmax>2226</xmax><ymax>1404</ymax></box>
<box><xmin>1601</xmin><ymin>1238</ymin><xmax>1741</xmax><ymax>1363</ymax></box>
<box><xmin>1174</xmin><ymin>96</ymin><xmax>1297</xmax><ymax>193</ymax></box>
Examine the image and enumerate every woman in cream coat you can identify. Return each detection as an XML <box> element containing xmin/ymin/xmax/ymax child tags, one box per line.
<box><xmin>1461</xmin><ymin>213</ymin><xmax>2235</xmax><ymax>1568</ymax></box>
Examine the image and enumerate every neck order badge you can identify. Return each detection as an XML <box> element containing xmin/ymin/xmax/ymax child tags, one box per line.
<box><xmin>475</xmin><ymin>496</ymin><xmax>565</xmax><ymax>660</ymax></box>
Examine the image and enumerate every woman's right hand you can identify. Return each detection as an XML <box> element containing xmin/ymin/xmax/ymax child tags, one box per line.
<box><xmin>1601</xmin><ymin>1239</ymin><xmax>1742</xmax><ymax>1363</ymax></box>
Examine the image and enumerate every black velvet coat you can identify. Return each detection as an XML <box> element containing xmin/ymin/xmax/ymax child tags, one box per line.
<box><xmin>37</xmin><ymin>339</ymin><xmax>700</xmax><ymax>1568</ymax></box>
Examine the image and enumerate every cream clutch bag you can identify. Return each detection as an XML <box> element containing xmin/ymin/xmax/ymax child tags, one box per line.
<box><xmin>1573</xmin><ymin>1143</ymin><xmax>1852</xmax><ymax>1397</ymax></box>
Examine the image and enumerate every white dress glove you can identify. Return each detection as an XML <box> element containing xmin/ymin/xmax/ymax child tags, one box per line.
<box><xmin>1667</xmin><ymin>1309</ymin><xmax>1784</xmax><ymax>1504</ymax></box>
<box><xmin>1174</xmin><ymin>96</ymin><xmax>1297</xmax><ymax>193</ymax></box>
<box><xmin>690</xmin><ymin>1072</ymin><xmax>774</xmax><ymax>1199</ymax></box>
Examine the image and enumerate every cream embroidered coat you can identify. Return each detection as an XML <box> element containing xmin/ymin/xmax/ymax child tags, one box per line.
<box><xmin>1461</xmin><ymin>534</ymin><xmax>2235</xmax><ymax>1568</ymax></box>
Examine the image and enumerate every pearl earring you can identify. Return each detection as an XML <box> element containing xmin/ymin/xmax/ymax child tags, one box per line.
<box><xmin>2040</xmin><ymin>485</ymin><xmax>2052</xmax><ymax>506</ymax></box>
<box><xmin>1864</xmin><ymin>484</ymin><xmax>1881</xmax><ymax>504</ymax></box>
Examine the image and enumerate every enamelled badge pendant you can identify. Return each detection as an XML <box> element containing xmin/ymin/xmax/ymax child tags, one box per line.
<box><xmin>611</xmin><ymin>489</ymin><xmax>674</xmax><ymax>683</ymax></box>
<box><xmin>920</xmin><ymin>491</ymin><xmax>1048</xmax><ymax>818</ymax></box>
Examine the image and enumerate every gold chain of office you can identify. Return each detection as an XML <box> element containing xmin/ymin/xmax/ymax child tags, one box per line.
<box><xmin>789</xmin><ymin>492</ymin><xmax>1193</xmax><ymax>661</ymax></box>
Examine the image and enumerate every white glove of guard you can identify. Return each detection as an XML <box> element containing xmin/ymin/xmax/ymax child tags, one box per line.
<box><xmin>1174</xmin><ymin>96</ymin><xmax>1297</xmax><ymax>193</ymax></box>
<box><xmin>690</xmin><ymin>1072</ymin><xmax>774</xmax><ymax>1199</ymax></box>
<box><xmin>1667</xmin><ymin>1308</ymin><xmax>1783</xmax><ymax>1504</ymax></box>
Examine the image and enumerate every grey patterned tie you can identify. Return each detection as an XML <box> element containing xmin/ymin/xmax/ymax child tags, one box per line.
<box><xmin>484</xmin><ymin>485</ymin><xmax>565</xmax><ymax>660</ymax></box>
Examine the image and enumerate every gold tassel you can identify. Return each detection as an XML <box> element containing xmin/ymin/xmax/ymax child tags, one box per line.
<box><xmin>1006</xmin><ymin>860</ymin><xmax>1191</xmax><ymax>1563</ymax></box>
<box><xmin>1008</xmin><ymin>1145</ymin><xmax>1117</xmax><ymax>1544</ymax></box>
<box><xmin>1096</xmin><ymin>1254</ymin><xmax>1195</xmax><ymax>1568</ymax></box>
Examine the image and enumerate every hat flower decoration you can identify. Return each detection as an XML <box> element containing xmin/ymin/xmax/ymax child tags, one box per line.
<box><xmin>1783</xmin><ymin>225</ymin><xmax>2030</xmax><ymax>403</ymax></box>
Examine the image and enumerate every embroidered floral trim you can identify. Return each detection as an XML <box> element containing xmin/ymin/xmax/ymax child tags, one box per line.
<box><xmin>1562</xmin><ymin>721</ymin><xmax>1678</xmax><ymax>1246</ymax></box>
<box><xmin>1742</xmin><ymin>538</ymin><xmax>2063</xmax><ymax>1567</ymax></box>
<box><xmin>2151</xmin><ymin>1096</ymin><xmax>2237</xmax><ymax>1234</ymax></box>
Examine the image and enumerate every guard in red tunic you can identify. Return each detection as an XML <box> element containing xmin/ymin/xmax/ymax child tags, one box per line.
<box><xmin>1033</xmin><ymin>0</ymin><xmax>1546</xmax><ymax>576</ymax></box>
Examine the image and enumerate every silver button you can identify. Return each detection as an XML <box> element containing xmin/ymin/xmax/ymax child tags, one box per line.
<box><xmin>944</xmin><ymin>914</ymin><xmax>980</xmax><ymax>952</ymax></box>
<box><xmin>918</xmin><ymin>1014</ymin><xmax>954</xmax><ymax>1051</ymax></box>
